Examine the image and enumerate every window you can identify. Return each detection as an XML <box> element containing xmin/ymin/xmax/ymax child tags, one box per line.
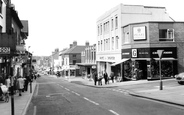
<box><xmin>100</xmin><ymin>24</ymin><xmax>102</xmax><ymax>35</ymax></box>
<box><xmin>111</xmin><ymin>37</ymin><xmax>114</xmax><ymax>50</ymax></box>
<box><xmin>106</xmin><ymin>39</ymin><xmax>108</xmax><ymax>50</ymax></box>
<box><xmin>116</xmin><ymin>36</ymin><xmax>119</xmax><ymax>49</ymax></box>
<box><xmin>98</xmin><ymin>41</ymin><xmax>100</xmax><ymax>51</ymax></box>
<box><xmin>115</xmin><ymin>16</ymin><xmax>118</xmax><ymax>29</ymax></box>
<box><xmin>73</xmin><ymin>60</ymin><xmax>76</xmax><ymax>65</ymax></box>
<box><xmin>108</xmin><ymin>38</ymin><xmax>110</xmax><ymax>50</ymax></box>
<box><xmin>159</xmin><ymin>29</ymin><xmax>174</xmax><ymax>41</ymax></box>
<box><xmin>101</xmin><ymin>40</ymin><xmax>102</xmax><ymax>51</ymax></box>
<box><xmin>0</xmin><ymin>1</ymin><xmax>2</xmax><ymax>14</ymax></box>
<box><xmin>111</xmin><ymin>18</ymin><xmax>113</xmax><ymax>31</ymax></box>
<box><xmin>0</xmin><ymin>28</ymin><xmax>1</xmax><ymax>33</ymax></box>
<box><xmin>104</xmin><ymin>39</ymin><xmax>106</xmax><ymax>51</ymax></box>
<box><xmin>73</xmin><ymin>54</ymin><xmax>76</xmax><ymax>58</ymax></box>
<box><xmin>124</xmin><ymin>32</ymin><xmax>130</xmax><ymax>44</ymax></box>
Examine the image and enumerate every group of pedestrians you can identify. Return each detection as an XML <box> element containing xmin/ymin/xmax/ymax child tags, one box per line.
<box><xmin>93</xmin><ymin>70</ymin><xmax>115</xmax><ymax>86</ymax></box>
<box><xmin>0</xmin><ymin>74</ymin><xmax>33</xmax><ymax>98</ymax></box>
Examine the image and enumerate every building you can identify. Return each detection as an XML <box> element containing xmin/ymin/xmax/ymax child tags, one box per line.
<box><xmin>96</xmin><ymin>4</ymin><xmax>174</xmax><ymax>79</ymax></box>
<box><xmin>50</xmin><ymin>48</ymin><xmax>59</xmax><ymax>74</ymax></box>
<box><xmin>0</xmin><ymin>1</ymin><xmax>29</xmax><ymax>79</ymax></box>
<box><xmin>118</xmin><ymin>21</ymin><xmax>184</xmax><ymax>80</ymax></box>
<box><xmin>77</xmin><ymin>44</ymin><xmax>96</xmax><ymax>78</ymax></box>
<box><xmin>62</xmin><ymin>41</ymin><xmax>89</xmax><ymax>77</ymax></box>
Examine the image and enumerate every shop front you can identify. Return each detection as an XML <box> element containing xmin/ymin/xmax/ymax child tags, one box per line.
<box><xmin>122</xmin><ymin>47</ymin><xmax>177</xmax><ymax>80</ymax></box>
<box><xmin>96</xmin><ymin>54</ymin><xmax>120</xmax><ymax>77</ymax></box>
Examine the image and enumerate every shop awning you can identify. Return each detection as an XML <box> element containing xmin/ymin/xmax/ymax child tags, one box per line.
<box><xmin>154</xmin><ymin>58</ymin><xmax>177</xmax><ymax>60</ymax></box>
<box><xmin>111</xmin><ymin>58</ymin><xmax>129</xmax><ymax>66</ymax></box>
<box><xmin>76</xmin><ymin>63</ymin><xmax>96</xmax><ymax>66</ymax></box>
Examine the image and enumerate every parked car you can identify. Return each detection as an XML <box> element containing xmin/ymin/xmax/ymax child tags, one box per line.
<box><xmin>175</xmin><ymin>72</ymin><xmax>184</xmax><ymax>85</ymax></box>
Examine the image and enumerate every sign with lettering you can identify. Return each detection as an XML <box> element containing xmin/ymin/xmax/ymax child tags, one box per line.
<box><xmin>0</xmin><ymin>47</ymin><xmax>10</xmax><ymax>54</ymax></box>
<box><xmin>132</xmin><ymin>49</ymin><xmax>137</xmax><ymax>57</ymax></box>
<box><xmin>133</xmin><ymin>26</ymin><xmax>146</xmax><ymax>40</ymax></box>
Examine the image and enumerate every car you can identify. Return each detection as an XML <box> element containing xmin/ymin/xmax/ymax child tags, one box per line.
<box><xmin>175</xmin><ymin>72</ymin><xmax>184</xmax><ymax>85</ymax></box>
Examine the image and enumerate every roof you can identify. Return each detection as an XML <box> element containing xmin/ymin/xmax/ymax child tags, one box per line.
<box><xmin>21</xmin><ymin>20</ymin><xmax>29</xmax><ymax>36</ymax></box>
<box><xmin>64</xmin><ymin>46</ymin><xmax>86</xmax><ymax>55</ymax></box>
<box><xmin>122</xmin><ymin>21</ymin><xmax>184</xmax><ymax>28</ymax></box>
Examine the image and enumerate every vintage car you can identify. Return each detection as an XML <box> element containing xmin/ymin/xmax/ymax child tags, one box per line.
<box><xmin>175</xmin><ymin>72</ymin><xmax>184</xmax><ymax>85</ymax></box>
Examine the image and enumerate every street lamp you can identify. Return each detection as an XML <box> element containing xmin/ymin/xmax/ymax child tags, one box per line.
<box><xmin>157</xmin><ymin>50</ymin><xmax>164</xmax><ymax>90</ymax></box>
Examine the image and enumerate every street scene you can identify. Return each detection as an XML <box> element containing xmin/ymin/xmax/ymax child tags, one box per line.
<box><xmin>1</xmin><ymin>0</ymin><xmax>184</xmax><ymax>115</ymax></box>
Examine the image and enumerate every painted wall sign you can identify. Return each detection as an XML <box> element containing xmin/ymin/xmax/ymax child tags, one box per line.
<box><xmin>133</xmin><ymin>26</ymin><xmax>146</xmax><ymax>40</ymax></box>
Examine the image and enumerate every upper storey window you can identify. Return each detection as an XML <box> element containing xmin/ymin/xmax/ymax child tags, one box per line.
<box><xmin>159</xmin><ymin>29</ymin><xmax>174</xmax><ymax>41</ymax></box>
<box><xmin>115</xmin><ymin>16</ymin><xmax>118</xmax><ymax>29</ymax></box>
<box><xmin>158</xmin><ymin>23</ymin><xmax>174</xmax><ymax>42</ymax></box>
<box><xmin>0</xmin><ymin>1</ymin><xmax>2</xmax><ymax>14</ymax></box>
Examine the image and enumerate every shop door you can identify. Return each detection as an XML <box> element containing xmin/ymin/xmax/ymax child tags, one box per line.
<box><xmin>138</xmin><ymin>60</ymin><xmax>147</xmax><ymax>79</ymax></box>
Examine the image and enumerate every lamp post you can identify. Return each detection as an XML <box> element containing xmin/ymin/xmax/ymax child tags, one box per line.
<box><xmin>157</xmin><ymin>50</ymin><xmax>164</xmax><ymax>90</ymax></box>
<box><xmin>27</xmin><ymin>46</ymin><xmax>32</xmax><ymax>93</ymax></box>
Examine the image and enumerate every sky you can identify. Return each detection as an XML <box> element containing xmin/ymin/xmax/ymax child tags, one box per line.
<box><xmin>11</xmin><ymin>0</ymin><xmax>184</xmax><ymax>56</ymax></box>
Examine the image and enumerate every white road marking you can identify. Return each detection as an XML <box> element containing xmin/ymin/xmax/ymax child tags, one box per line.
<box><xmin>83</xmin><ymin>97</ymin><xmax>99</xmax><ymax>105</ymax></box>
<box><xmin>65</xmin><ymin>88</ymin><xmax>70</xmax><ymax>91</ymax></box>
<box><xmin>35</xmin><ymin>84</ymin><xmax>39</xmax><ymax>96</ymax></box>
<box><xmin>109</xmin><ymin>110</ymin><xmax>119</xmax><ymax>115</ymax></box>
<box><xmin>74</xmin><ymin>92</ymin><xmax>80</xmax><ymax>96</ymax></box>
<box><xmin>33</xmin><ymin>106</ymin><xmax>37</xmax><ymax>115</ymax></box>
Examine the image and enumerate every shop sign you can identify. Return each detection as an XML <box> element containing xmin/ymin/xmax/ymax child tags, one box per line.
<box><xmin>151</xmin><ymin>47</ymin><xmax>177</xmax><ymax>58</ymax></box>
<box><xmin>122</xmin><ymin>49</ymin><xmax>131</xmax><ymax>58</ymax></box>
<box><xmin>0</xmin><ymin>47</ymin><xmax>10</xmax><ymax>54</ymax></box>
<box><xmin>99</xmin><ymin>56</ymin><xmax>115</xmax><ymax>61</ymax></box>
<box><xmin>132</xmin><ymin>49</ymin><xmax>137</xmax><ymax>57</ymax></box>
<box><xmin>133</xmin><ymin>26</ymin><xmax>146</xmax><ymax>40</ymax></box>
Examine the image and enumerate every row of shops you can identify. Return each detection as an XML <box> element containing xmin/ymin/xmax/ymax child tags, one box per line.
<box><xmin>98</xmin><ymin>47</ymin><xmax>177</xmax><ymax>81</ymax></box>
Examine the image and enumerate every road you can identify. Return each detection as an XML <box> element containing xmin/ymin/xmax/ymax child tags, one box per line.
<box><xmin>26</xmin><ymin>75</ymin><xmax>184</xmax><ymax>115</ymax></box>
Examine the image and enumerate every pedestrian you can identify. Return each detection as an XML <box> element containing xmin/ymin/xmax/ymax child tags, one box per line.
<box><xmin>17</xmin><ymin>76</ymin><xmax>24</xmax><ymax>96</ymax></box>
<box><xmin>5</xmin><ymin>75</ymin><xmax>11</xmax><ymax>92</ymax></box>
<box><xmin>93</xmin><ymin>71</ymin><xmax>98</xmax><ymax>85</ymax></box>
<box><xmin>103</xmin><ymin>70</ymin><xmax>108</xmax><ymax>85</ymax></box>
<box><xmin>98</xmin><ymin>72</ymin><xmax>103</xmax><ymax>86</ymax></box>
<box><xmin>23</xmin><ymin>76</ymin><xmax>29</xmax><ymax>92</ymax></box>
<box><xmin>110</xmin><ymin>72</ymin><xmax>115</xmax><ymax>83</ymax></box>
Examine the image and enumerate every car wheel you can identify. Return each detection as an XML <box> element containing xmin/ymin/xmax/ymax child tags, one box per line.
<box><xmin>178</xmin><ymin>81</ymin><xmax>184</xmax><ymax>85</ymax></box>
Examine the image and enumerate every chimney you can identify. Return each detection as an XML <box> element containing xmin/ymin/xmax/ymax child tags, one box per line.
<box><xmin>85</xmin><ymin>41</ymin><xmax>89</xmax><ymax>46</ymax></box>
<box><xmin>70</xmin><ymin>44</ymin><xmax>73</xmax><ymax>48</ymax></box>
<box><xmin>73</xmin><ymin>41</ymin><xmax>77</xmax><ymax>46</ymax></box>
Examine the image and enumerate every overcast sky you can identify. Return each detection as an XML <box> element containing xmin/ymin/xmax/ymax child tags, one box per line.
<box><xmin>11</xmin><ymin>0</ymin><xmax>184</xmax><ymax>56</ymax></box>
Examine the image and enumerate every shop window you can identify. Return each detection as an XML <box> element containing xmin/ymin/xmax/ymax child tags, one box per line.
<box><xmin>159</xmin><ymin>29</ymin><xmax>174</xmax><ymax>41</ymax></box>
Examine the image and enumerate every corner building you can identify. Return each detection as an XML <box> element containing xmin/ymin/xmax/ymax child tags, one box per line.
<box><xmin>96</xmin><ymin>4</ymin><xmax>174</xmax><ymax>79</ymax></box>
<box><xmin>121</xmin><ymin>22</ymin><xmax>184</xmax><ymax>80</ymax></box>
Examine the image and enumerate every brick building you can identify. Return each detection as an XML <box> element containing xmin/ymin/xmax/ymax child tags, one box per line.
<box><xmin>118</xmin><ymin>21</ymin><xmax>184</xmax><ymax>80</ymax></box>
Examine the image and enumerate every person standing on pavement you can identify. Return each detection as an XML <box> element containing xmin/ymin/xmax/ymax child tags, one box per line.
<box><xmin>93</xmin><ymin>71</ymin><xmax>98</xmax><ymax>85</ymax></box>
<box><xmin>17</xmin><ymin>76</ymin><xmax>24</xmax><ymax>96</ymax></box>
<box><xmin>110</xmin><ymin>72</ymin><xmax>115</xmax><ymax>83</ymax></box>
<box><xmin>103</xmin><ymin>70</ymin><xmax>108</xmax><ymax>85</ymax></box>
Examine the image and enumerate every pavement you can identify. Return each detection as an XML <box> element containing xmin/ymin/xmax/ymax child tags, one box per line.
<box><xmin>0</xmin><ymin>75</ymin><xmax>183</xmax><ymax>115</ymax></box>
<box><xmin>0</xmin><ymin>81</ymin><xmax>37</xmax><ymax>115</ymax></box>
